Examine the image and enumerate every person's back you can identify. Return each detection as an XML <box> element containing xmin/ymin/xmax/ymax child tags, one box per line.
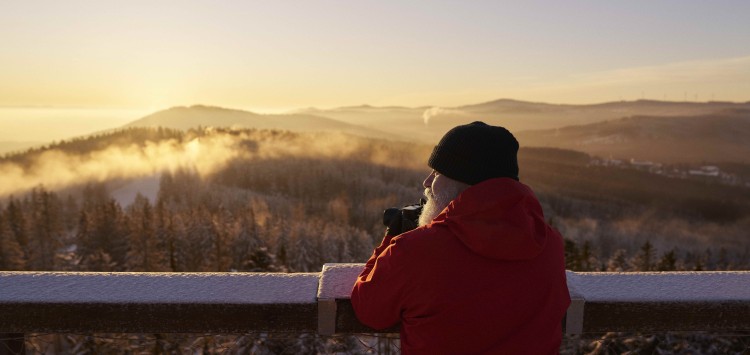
<box><xmin>351</xmin><ymin>122</ymin><xmax>570</xmax><ymax>354</ymax></box>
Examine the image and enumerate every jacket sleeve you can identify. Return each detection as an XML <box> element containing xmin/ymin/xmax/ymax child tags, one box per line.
<box><xmin>350</xmin><ymin>233</ymin><xmax>413</xmax><ymax>330</ymax></box>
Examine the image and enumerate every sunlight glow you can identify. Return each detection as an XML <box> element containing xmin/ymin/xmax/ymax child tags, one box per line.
<box><xmin>0</xmin><ymin>1</ymin><xmax>748</xmax><ymax>141</ymax></box>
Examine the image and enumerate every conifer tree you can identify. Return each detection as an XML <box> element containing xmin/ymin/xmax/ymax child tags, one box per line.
<box><xmin>63</xmin><ymin>194</ymin><xmax>79</xmax><ymax>233</ymax></box>
<box><xmin>5</xmin><ymin>198</ymin><xmax>29</xmax><ymax>265</ymax></box>
<box><xmin>77</xmin><ymin>194</ymin><xmax>128</xmax><ymax>271</ymax></box>
<box><xmin>631</xmin><ymin>240</ymin><xmax>655</xmax><ymax>271</ymax></box>
<box><xmin>607</xmin><ymin>249</ymin><xmax>630</xmax><ymax>272</ymax></box>
<box><xmin>703</xmin><ymin>248</ymin><xmax>714</xmax><ymax>270</ymax></box>
<box><xmin>178</xmin><ymin>207</ymin><xmax>216</xmax><ymax>271</ymax></box>
<box><xmin>717</xmin><ymin>247</ymin><xmax>729</xmax><ymax>270</ymax></box>
<box><xmin>580</xmin><ymin>240</ymin><xmax>598</xmax><ymax>271</ymax></box>
<box><xmin>75</xmin><ymin>210</ymin><xmax>93</xmax><ymax>270</ymax></box>
<box><xmin>154</xmin><ymin>198</ymin><xmax>178</xmax><ymax>271</ymax></box>
<box><xmin>0</xmin><ymin>212</ymin><xmax>25</xmax><ymax>270</ymax></box>
<box><xmin>564</xmin><ymin>238</ymin><xmax>581</xmax><ymax>271</ymax></box>
<box><xmin>210</xmin><ymin>206</ymin><xmax>234</xmax><ymax>272</ymax></box>
<box><xmin>232</xmin><ymin>207</ymin><xmax>266</xmax><ymax>270</ymax></box>
<box><xmin>657</xmin><ymin>249</ymin><xmax>678</xmax><ymax>271</ymax></box>
<box><xmin>27</xmin><ymin>187</ymin><xmax>64</xmax><ymax>270</ymax></box>
<box><xmin>126</xmin><ymin>194</ymin><xmax>164</xmax><ymax>271</ymax></box>
<box><xmin>694</xmin><ymin>258</ymin><xmax>704</xmax><ymax>271</ymax></box>
<box><xmin>271</xmin><ymin>219</ymin><xmax>289</xmax><ymax>270</ymax></box>
<box><xmin>291</xmin><ymin>224</ymin><xmax>318</xmax><ymax>272</ymax></box>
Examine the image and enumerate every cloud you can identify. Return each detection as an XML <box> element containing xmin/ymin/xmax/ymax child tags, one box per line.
<box><xmin>510</xmin><ymin>55</ymin><xmax>750</xmax><ymax>103</ymax></box>
<box><xmin>573</xmin><ymin>56</ymin><xmax>750</xmax><ymax>87</ymax></box>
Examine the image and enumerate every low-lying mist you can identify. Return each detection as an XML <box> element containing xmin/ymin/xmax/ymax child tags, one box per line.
<box><xmin>0</xmin><ymin>133</ymin><xmax>241</xmax><ymax>198</ymax></box>
<box><xmin>0</xmin><ymin>128</ymin><xmax>429</xmax><ymax>199</ymax></box>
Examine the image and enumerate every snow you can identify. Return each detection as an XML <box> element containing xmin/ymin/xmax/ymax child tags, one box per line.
<box><xmin>320</xmin><ymin>267</ymin><xmax>750</xmax><ymax>302</ymax></box>
<box><xmin>3</xmin><ymin>269</ymin><xmax>747</xmax><ymax>305</ymax></box>
<box><xmin>567</xmin><ymin>271</ymin><xmax>750</xmax><ymax>302</ymax></box>
<box><xmin>317</xmin><ymin>263</ymin><xmax>364</xmax><ymax>299</ymax></box>
<box><xmin>319</xmin><ymin>266</ymin><xmax>750</xmax><ymax>302</ymax></box>
<box><xmin>0</xmin><ymin>272</ymin><xmax>319</xmax><ymax>304</ymax></box>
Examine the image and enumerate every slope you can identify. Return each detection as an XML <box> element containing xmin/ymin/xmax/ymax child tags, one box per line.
<box><xmin>515</xmin><ymin>109</ymin><xmax>750</xmax><ymax>164</ymax></box>
<box><xmin>125</xmin><ymin>105</ymin><xmax>397</xmax><ymax>140</ymax></box>
<box><xmin>298</xmin><ymin>99</ymin><xmax>750</xmax><ymax>144</ymax></box>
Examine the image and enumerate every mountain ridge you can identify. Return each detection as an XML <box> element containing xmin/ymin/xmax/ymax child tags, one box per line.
<box><xmin>515</xmin><ymin>111</ymin><xmax>750</xmax><ymax>163</ymax></box>
<box><xmin>118</xmin><ymin>100</ymin><xmax>750</xmax><ymax>164</ymax></box>
<box><xmin>124</xmin><ymin>105</ymin><xmax>399</xmax><ymax>140</ymax></box>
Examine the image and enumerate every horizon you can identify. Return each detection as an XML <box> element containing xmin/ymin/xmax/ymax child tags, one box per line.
<box><xmin>2</xmin><ymin>1</ymin><xmax>749</xmax><ymax>143</ymax></box>
<box><xmin>3</xmin><ymin>96</ymin><xmax>749</xmax><ymax>144</ymax></box>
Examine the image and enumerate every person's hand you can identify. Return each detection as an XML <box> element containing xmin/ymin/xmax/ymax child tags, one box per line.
<box><xmin>384</xmin><ymin>210</ymin><xmax>405</xmax><ymax>236</ymax></box>
<box><xmin>383</xmin><ymin>201</ymin><xmax>424</xmax><ymax>236</ymax></box>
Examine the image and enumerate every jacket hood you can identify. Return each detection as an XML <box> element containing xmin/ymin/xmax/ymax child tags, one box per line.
<box><xmin>431</xmin><ymin>178</ymin><xmax>549</xmax><ymax>260</ymax></box>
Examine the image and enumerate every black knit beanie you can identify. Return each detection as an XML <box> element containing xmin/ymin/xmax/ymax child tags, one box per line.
<box><xmin>428</xmin><ymin>121</ymin><xmax>519</xmax><ymax>184</ymax></box>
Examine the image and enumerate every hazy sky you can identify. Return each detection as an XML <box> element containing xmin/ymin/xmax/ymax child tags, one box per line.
<box><xmin>1</xmin><ymin>0</ymin><xmax>749</xmax><ymax>112</ymax></box>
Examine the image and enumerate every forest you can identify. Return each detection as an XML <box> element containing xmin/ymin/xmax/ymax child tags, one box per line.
<box><xmin>1</xmin><ymin>127</ymin><xmax>748</xmax><ymax>353</ymax></box>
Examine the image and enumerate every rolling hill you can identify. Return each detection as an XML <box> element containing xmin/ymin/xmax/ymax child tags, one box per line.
<box><xmin>515</xmin><ymin>109</ymin><xmax>750</xmax><ymax>163</ymax></box>
<box><xmin>298</xmin><ymin>99</ymin><xmax>750</xmax><ymax>143</ymax></box>
<box><xmin>124</xmin><ymin>105</ymin><xmax>397</xmax><ymax>140</ymax></box>
<box><xmin>121</xmin><ymin>101</ymin><xmax>750</xmax><ymax>164</ymax></box>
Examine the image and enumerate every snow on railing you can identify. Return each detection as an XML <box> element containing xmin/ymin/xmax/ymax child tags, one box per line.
<box><xmin>1</xmin><ymin>265</ymin><xmax>749</xmax><ymax>351</ymax></box>
<box><xmin>564</xmin><ymin>271</ymin><xmax>750</xmax><ymax>334</ymax></box>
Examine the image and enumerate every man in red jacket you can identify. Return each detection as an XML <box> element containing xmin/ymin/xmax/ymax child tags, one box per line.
<box><xmin>351</xmin><ymin>121</ymin><xmax>570</xmax><ymax>354</ymax></box>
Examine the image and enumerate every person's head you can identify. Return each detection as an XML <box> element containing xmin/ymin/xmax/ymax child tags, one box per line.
<box><xmin>418</xmin><ymin>121</ymin><xmax>519</xmax><ymax>226</ymax></box>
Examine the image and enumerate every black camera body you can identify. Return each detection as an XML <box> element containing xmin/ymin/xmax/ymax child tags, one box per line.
<box><xmin>383</xmin><ymin>200</ymin><xmax>424</xmax><ymax>236</ymax></box>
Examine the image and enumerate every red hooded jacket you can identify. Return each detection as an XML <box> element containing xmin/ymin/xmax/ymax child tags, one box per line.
<box><xmin>351</xmin><ymin>178</ymin><xmax>570</xmax><ymax>354</ymax></box>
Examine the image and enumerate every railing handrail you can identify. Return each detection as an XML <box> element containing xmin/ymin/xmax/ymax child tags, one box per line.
<box><xmin>1</xmin><ymin>266</ymin><xmax>749</xmax><ymax>336</ymax></box>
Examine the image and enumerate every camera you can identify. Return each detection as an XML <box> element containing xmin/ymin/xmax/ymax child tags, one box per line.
<box><xmin>383</xmin><ymin>200</ymin><xmax>425</xmax><ymax>235</ymax></box>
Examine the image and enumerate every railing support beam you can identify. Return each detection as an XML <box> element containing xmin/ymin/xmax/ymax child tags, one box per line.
<box><xmin>0</xmin><ymin>333</ymin><xmax>24</xmax><ymax>355</ymax></box>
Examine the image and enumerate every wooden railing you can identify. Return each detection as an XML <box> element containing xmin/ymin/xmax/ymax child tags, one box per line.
<box><xmin>1</xmin><ymin>265</ymin><xmax>749</xmax><ymax>352</ymax></box>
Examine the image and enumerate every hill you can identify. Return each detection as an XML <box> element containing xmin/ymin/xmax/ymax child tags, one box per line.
<box><xmin>515</xmin><ymin>109</ymin><xmax>750</xmax><ymax>163</ymax></box>
<box><xmin>297</xmin><ymin>99</ymin><xmax>750</xmax><ymax>143</ymax></box>
<box><xmin>125</xmin><ymin>105</ymin><xmax>397</xmax><ymax>140</ymax></box>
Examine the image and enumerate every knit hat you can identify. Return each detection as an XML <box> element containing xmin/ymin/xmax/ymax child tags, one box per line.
<box><xmin>428</xmin><ymin>121</ymin><xmax>519</xmax><ymax>184</ymax></box>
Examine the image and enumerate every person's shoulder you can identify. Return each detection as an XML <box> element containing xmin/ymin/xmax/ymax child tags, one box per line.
<box><xmin>384</xmin><ymin>226</ymin><xmax>452</xmax><ymax>273</ymax></box>
<box><xmin>391</xmin><ymin>224</ymin><xmax>453</xmax><ymax>251</ymax></box>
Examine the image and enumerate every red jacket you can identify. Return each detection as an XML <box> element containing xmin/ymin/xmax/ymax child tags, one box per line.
<box><xmin>351</xmin><ymin>178</ymin><xmax>570</xmax><ymax>354</ymax></box>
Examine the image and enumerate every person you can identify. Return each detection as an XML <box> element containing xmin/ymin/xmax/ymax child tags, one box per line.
<box><xmin>351</xmin><ymin>121</ymin><xmax>570</xmax><ymax>354</ymax></box>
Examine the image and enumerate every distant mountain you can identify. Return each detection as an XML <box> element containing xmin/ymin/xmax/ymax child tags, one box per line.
<box><xmin>438</xmin><ymin>99</ymin><xmax>750</xmax><ymax>132</ymax></box>
<box><xmin>459</xmin><ymin>98</ymin><xmax>747</xmax><ymax>115</ymax></box>
<box><xmin>515</xmin><ymin>109</ymin><xmax>750</xmax><ymax>163</ymax></box>
<box><xmin>122</xmin><ymin>101</ymin><xmax>750</xmax><ymax>154</ymax></box>
<box><xmin>124</xmin><ymin>105</ymin><xmax>397</xmax><ymax>140</ymax></box>
<box><xmin>298</xmin><ymin>99</ymin><xmax>750</xmax><ymax>143</ymax></box>
<box><xmin>294</xmin><ymin>105</ymin><xmax>430</xmax><ymax>141</ymax></box>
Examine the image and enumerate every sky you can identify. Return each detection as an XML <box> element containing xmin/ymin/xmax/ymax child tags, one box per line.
<box><xmin>1</xmin><ymin>0</ymin><xmax>749</xmax><ymax>140</ymax></box>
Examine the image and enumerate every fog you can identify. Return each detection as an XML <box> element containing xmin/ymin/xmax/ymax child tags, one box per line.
<box><xmin>422</xmin><ymin>107</ymin><xmax>468</xmax><ymax>125</ymax></box>
<box><xmin>0</xmin><ymin>133</ymin><xmax>242</xmax><ymax>197</ymax></box>
<box><xmin>0</xmin><ymin>129</ymin><xmax>428</xmax><ymax>199</ymax></box>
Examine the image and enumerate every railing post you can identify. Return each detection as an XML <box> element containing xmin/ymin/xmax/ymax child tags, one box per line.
<box><xmin>318</xmin><ymin>299</ymin><xmax>337</xmax><ymax>335</ymax></box>
<box><xmin>0</xmin><ymin>333</ymin><xmax>24</xmax><ymax>355</ymax></box>
<box><xmin>565</xmin><ymin>272</ymin><xmax>586</xmax><ymax>335</ymax></box>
